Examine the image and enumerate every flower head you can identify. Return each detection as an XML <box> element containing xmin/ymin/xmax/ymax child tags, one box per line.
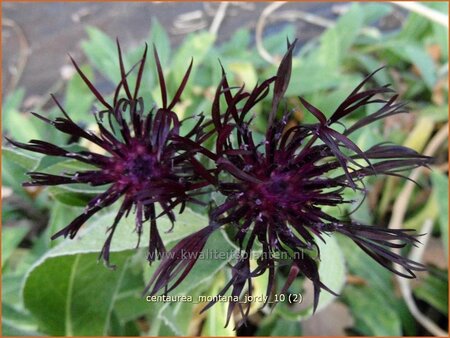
<box><xmin>7</xmin><ymin>41</ymin><xmax>215</xmax><ymax>268</ymax></box>
<box><xmin>146</xmin><ymin>39</ymin><xmax>431</xmax><ymax>327</ymax></box>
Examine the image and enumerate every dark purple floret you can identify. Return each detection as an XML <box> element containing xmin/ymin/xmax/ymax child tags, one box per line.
<box><xmin>145</xmin><ymin>40</ymin><xmax>431</xmax><ymax>327</ymax></box>
<box><xmin>7</xmin><ymin>41</ymin><xmax>216</xmax><ymax>268</ymax></box>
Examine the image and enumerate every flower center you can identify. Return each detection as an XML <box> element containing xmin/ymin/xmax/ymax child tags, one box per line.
<box><xmin>125</xmin><ymin>155</ymin><xmax>156</xmax><ymax>180</ymax></box>
<box><xmin>245</xmin><ymin>174</ymin><xmax>292</xmax><ymax>212</ymax></box>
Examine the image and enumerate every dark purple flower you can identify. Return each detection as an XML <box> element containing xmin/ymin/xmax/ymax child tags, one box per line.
<box><xmin>146</xmin><ymin>40</ymin><xmax>430</xmax><ymax>327</ymax></box>
<box><xmin>7</xmin><ymin>41</ymin><xmax>216</xmax><ymax>268</ymax></box>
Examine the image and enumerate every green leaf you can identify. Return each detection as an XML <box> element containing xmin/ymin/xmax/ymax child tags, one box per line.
<box><xmin>142</xmin><ymin>216</ymin><xmax>237</xmax><ymax>335</ymax></box>
<box><xmin>45</xmin><ymin>202</ymin><xmax>84</xmax><ymax>247</ymax></box>
<box><xmin>262</xmin><ymin>24</ymin><xmax>296</xmax><ymax>58</ymax></box>
<box><xmin>64</xmin><ymin>65</ymin><xmax>95</xmax><ymax>123</ymax></box>
<box><xmin>317</xmin><ymin>3</ymin><xmax>364</xmax><ymax>72</ymax></box>
<box><xmin>3</xmin><ymin>87</ymin><xmax>25</xmax><ymax>117</ymax></box>
<box><xmin>30</xmin><ymin>147</ymin><xmax>103</xmax><ymax>206</ymax></box>
<box><xmin>219</xmin><ymin>28</ymin><xmax>251</xmax><ymax>57</ymax></box>
<box><xmin>145</xmin><ymin>228</ymin><xmax>238</xmax><ymax>300</ymax></box>
<box><xmin>39</xmin><ymin>206</ymin><xmax>207</xmax><ymax>257</ymax></box>
<box><xmin>360</xmin><ymin>3</ymin><xmax>392</xmax><ymax>25</ymax></box>
<box><xmin>352</xmin><ymin>53</ymin><xmax>390</xmax><ymax>85</ymax></box>
<box><xmin>168</xmin><ymin>32</ymin><xmax>215</xmax><ymax>114</ymax></box>
<box><xmin>2</xmin><ymin>88</ymin><xmax>41</xmax><ymax>142</ymax></box>
<box><xmin>389</xmin><ymin>42</ymin><xmax>437</xmax><ymax>89</ymax></box>
<box><xmin>431</xmin><ymin>171</ymin><xmax>449</xmax><ymax>256</ymax></box>
<box><xmin>228</xmin><ymin>62</ymin><xmax>258</xmax><ymax>89</ymax></box>
<box><xmin>149</xmin><ymin>18</ymin><xmax>171</xmax><ymax>66</ymax></box>
<box><xmin>2</xmin><ymin>302</ymin><xmax>41</xmax><ymax>336</ymax></box>
<box><xmin>2</xmin><ymin>274</ymin><xmax>25</xmax><ymax>306</ymax></box>
<box><xmin>344</xmin><ymin>286</ymin><xmax>402</xmax><ymax>335</ymax></box>
<box><xmin>201</xmin><ymin>272</ymin><xmax>235</xmax><ymax>336</ymax></box>
<box><xmin>2</xmin><ymin>147</ymin><xmax>41</xmax><ymax>172</ymax></box>
<box><xmin>413</xmin><ymin>267</ymin><xmax>448</xmax><ymax>315</ymax></box>
<box><xmin>397</xmin><ymin>10</ymin><xmax>431</xmax><ymax>41</ymax></box>
<box><xmin>22</xmin><ymin>206</ymin><xmax>212</xmax><ymax>335</ymax></box>
<box><xmin>81</xmin><ymin>27</ymin><xmax>120</xmax><ymax>84</ymax></box>
<box><xmin>23</xmin><ymin>252</ymin><xmax>132</xmax><ymax>335</ymax></box>
<box><xmin>339</xmin><ymin>235</ymin><xmax>403</xmax><ymax>335</ymax></box>
<box><xmin>419</xmin><ymin>105</ymin><xmax>448</xmax><ymax>122</ymax></box>
<box><xmin>47</xmin><ymin>185</ymin><xmax>99</xmax><ymax>207</ymax></box>
<box><xmin>271</xmin><ymin>317</ymin><xmax>302</xmax><ymax>336</ymax></box>
<box><xmin>275</xmin><ymin>235</ymin><xmax>346</xmax><ymax>320</ymax></box>
<box><xmin>2</xmin><ymin>225</ymin><xmax>30</xmax><ymax>266</ymax></box>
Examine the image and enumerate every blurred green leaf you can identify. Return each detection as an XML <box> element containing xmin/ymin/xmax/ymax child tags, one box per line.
<box><xmin>402</xmin><ymin>117</ymin><xmax>434</xmax><ymax>152</ymax></box>
<box><xmin>3</xmin><ymin>87</ymin><xmax>25</xmax><ymax>117</ymax></box>
<box><xmin>157</xmin><ymin>295</ymin><xmax>197</xmax><ymax>336</ymax></box>
<box><xmin>352</xmin><ymin>53</ymin><xmax>390</xmax><ymax>85</ymax></box>
<box><xmin>317</xmin><ymin>3</ymin><xmax>364</xmax><ymax>71</ymax></box>
<box><xmin>3</xmin><ymin>88</ymin><xmax>42</xmax><ymax>142</ymax></box>
<box><xmin>81</xmin><ymin>26</ymin><xmax>121</xmax><ymax>84</ymax></box>
<box><xmin>397</xmin><ymin>12</ymin><xmax>431</xmax><ymax>41</ymax></box>
<box><xmin>44</xmin><ymin>202</ymin><xmax>84</xmax><ymax>248</ymax></box>
<box><xmin>339</xmin><ymin>235</ymin><xmax>403</xmax><ymax>335</ymax></box>
<box><xmin>2</xmin><ymin>302</ymin><xmax>41</xmax><ymax>336</ymax></box>
<box><xmin>149</xmin><ymin>18</ymin><xmax>171</xmax><ymax>66</ymax></box>
<box><xmin>201</xmin><ymin>272</ymin><xmax>235</xmax><ymax>336</ymax></box>
<box><xmin>419</xmin><ymin>105</ymin><xmax>448</xmax><ymax>122</ymax></box>
<box><xmin>414</xmin><ymin>266</ymin><xmax>448</xmax><ymax>315</ymax></box>
<box><xmin>228</xmin><ymin>61</ymin><xmax>258</xmax><ymax>89</ymax></box>
<box><xmin>389</xmin><ymin>43</ymin><xmax>437</xmax><ymax>89</ymax></box>
<box><xmin>344</xmin><ymin>286</ymin><xmax>402</xmax><ymax>335</ymax></box>
<box><xmin>2</xmin><ymin>147</ymin><xmax>40</xmax><ymax>172</ymax></box>
<box><xmin>2</xmin><ymin>274</ymin><xmax>24</xmax><ymax>306</ymax></box>
<box><xmin>219</xmin><ymin>28</ymin><xmax>251</xmax><ymax>57</ymax></box>
<box><xmin>261</xmin><ymin>24</ymin><xmax>296</xmax><ymax>59</ymax></box>
<box><xmin>64</xmin><ymin>65</ymin><xmax>95</xmax><ymax>123</ymax></box>
<box><xmin>271</xmin><ymin>317</ymin><xmax>302</xmax><ymax>336</ymax></box>
<box><xmin>431</xmin><ymin>171</ymin><xmax>449</xmax><ymax>257</ymax></box>
<box><xmin>168</xmin><ymin>32</ymin><xmax>216</xmax><ymax>113</ymax></box>
<box><xmin>2</xmin><ymin>225</ymin><xmax>29</xmax><ymax>266</ymax></box>
<box><xmin>360</xmin><ymin>3</ymin><xmax>392</xmax><ymax>25</ymax></box>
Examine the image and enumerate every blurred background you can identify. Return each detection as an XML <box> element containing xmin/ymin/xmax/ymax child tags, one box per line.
<box><xmin>2</xmin><ymin>2</ymin><xmax>448</xmax><ymax>336</ymax></box>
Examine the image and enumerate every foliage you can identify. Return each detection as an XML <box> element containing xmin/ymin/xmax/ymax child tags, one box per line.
<box><xmin>2</xmin><ymin>3</ymin><xmax>448</xmax><ymax>336</ymax></box>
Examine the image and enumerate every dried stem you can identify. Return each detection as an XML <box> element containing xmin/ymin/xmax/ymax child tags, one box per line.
<box><xmin>209</xmin><ymin>2</ymin><xmax>229</xmax><ymax>36</ymax></box>
<box><xmin>255</xmin><ymin>2</ymin><xmax>287</xmax><ymax>65</ymax></box>
<box><xmin>389</xmin><ymin>123</ymin><xmax>449</xmax><ymax>336</ymax></box>
<box><xmin>2</xmin><ymin>18</ymin><xmax>30</xmax><ymax>94</ymax></box>
<box><xmin>396</xmin><ymin>220</ymin><xmax>447</xmax><ymax>337</ymax></box>
<box><xmin>389</xmin><ymin>123</ymin><xmax>449</xmax><ymax>231</ymax></box>
<box><xmin>391</xmin><ymin>1</ymin><xmax>448</xmax><ymax>28</ymax></box>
